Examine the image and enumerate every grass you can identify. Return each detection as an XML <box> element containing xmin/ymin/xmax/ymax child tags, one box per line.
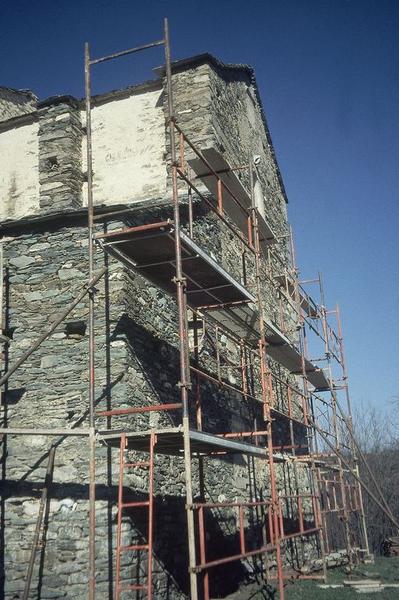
<box><xmin>285</xmin><ymin>557</ymin><xmax>399</xmax><ymax>599</ymax></box>
<box><xmin>224</xmin><ymin>557</ymin><xmax>399</xmax><ymax>599</ymax></box>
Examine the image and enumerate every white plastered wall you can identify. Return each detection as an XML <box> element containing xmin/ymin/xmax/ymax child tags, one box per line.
<box><xmin>82</xmin><ymin>88</ymin><xmax>167</xmax><ymax>206</ymax></box>
<box><xmin>0</xmin><ymin>121</ymin><xmax>40</xmax><ymax>220</ymax></box>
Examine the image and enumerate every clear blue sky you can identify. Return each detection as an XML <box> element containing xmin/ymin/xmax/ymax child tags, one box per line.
<box><xmin>1</xmin><ymin>0</ymin><xmax>398</xmax><ymax>411</ymax></box>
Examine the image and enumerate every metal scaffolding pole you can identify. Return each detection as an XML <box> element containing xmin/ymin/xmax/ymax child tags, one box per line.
<box><xmin>22</xmin><ymin>446</ymin><xmax>56</xmax><ymax>600</ymax></box>
<box><xmin>249</xmin><ymin>160</ymin><xmax>285</xmax><ymax>599</ymax></box>
<box><xmin>289</xmin><ymin>231</ymin><xmax>327</xmax><ymax>580</ymax></box>
<box><xmin>84</xmin><ymin>41</ymin><xmax>97</xmax><ymax>600</ymax></box>
<box><xmin>83</xmin><ymin>18</ymin><xmax>200</xmax><ymax>597</ymax></box>
<box><xmin>321</xmin><ymin>301</ymin><xmax>354</xmax><ymax>568</ymax></box>
<box><xmin>164</xmin><ymin>17</ymin><xmax>199</xmax><ymax>600</ymax></box>
<box><xmin>3</xmin><ymin>17</ymin><xmax>393</xmax><ymax>600</ymax></box>
<box><xmin>335</xmin><ymin>305</ymin><xmax>370</xmax><ymax>557</ymax></box>
<box><xmin>0</xmin><ymin>242</ymin><xmax>5</xmax><ymax>412</ymax></box>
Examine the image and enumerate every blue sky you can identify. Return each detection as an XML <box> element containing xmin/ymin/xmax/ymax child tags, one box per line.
<box><xmin>1</xmin><ymin>0</ymin><xmax>398</xmax><ymax>411</ymax></box>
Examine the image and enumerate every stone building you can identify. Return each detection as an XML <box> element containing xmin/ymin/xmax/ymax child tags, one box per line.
<box><xmin>0</xmin><ymin>53</ymin><xmax>365</xmax><ymax>600</ymax></box>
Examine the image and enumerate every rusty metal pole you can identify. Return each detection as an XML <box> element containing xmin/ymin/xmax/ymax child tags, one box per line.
<box><xmin>22</xmin><ymin>445</ymin><xmax>56</xmax><ymax>600</ymax></box>
<box><xmin>193</xmin><ymin>311</ymin><xmax>208</xmax><ymax>595</ymax></box>
<box><xmin>249</xmin><ymin>159</ymin><xmax>285</xmax><ymax>599</ymax></box>
<box><xmin>0</xmin><ymin>243</ymin><xmax>3</xmax><ymax>335</ymax></box>
<box><xmin>320</xmin><ymin>301</ymin><xmax>353</xmax><ymax>568</ymax></box>
<box><xmin>85</xmin><ymin>41</ymin><xmax>96</xmax><ymax>600</ymax></box>
<box><xmin>289</xmin><ymin>231</ymin><xmax>324</xmax><ymax>576</ymax></box>
<box><xmin>291</xmin><ymin>247</ymin><xmax>327</xmax><ymax>579</ymax></box>
<box><xmin>336</xmin><ymin>305</ymin><xmax>370</xmax><ymax>557</ymax></box>
<box><xmin>0</xmin><ymin>242</ymin><xmax>3</xmax><ymax>417</ymax></box>
<box><xmin>164</xmin><ymin>18</ymin><xmax>199</xmax><ymax>600</ymax></box>
<box><xmin>115</xmin><ymin>434</ymin><xmax>125</xmax><ymax>600</ymax></box>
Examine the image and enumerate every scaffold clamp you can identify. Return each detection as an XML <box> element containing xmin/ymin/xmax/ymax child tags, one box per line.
<box><xmin>172</xmin><ymin>275</ymin><xmax>187</xmax><ymax>286</ymax></box>
<box><xmin>177</xmin><ymin>380</ymin><xmax>192</xmax><ymax>391</ymax></box>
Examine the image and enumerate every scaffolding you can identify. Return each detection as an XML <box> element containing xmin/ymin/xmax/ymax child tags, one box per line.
<box><xmin>2</xmin><ymin>17</ymin><xmax>392</xmax><ymax>600</ymax></box>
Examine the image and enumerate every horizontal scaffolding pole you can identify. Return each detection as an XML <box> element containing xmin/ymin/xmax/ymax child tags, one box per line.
<box><xmin>270</xmin><ymin>573</ymin><xmax>325</xmax><ymax>581</ymax></box>
<box><xmin>281</xmin><ymin>526</ymin><xmax>321</xmax><ymax>542</ymax></box>
<box><xmin>191</xmin><ymin>543</ymin><xmax>276</xmax><ymax>572</ymax></box>
<box><xmin>97</xmin><ymin>403</ymin><xmax>182</xmax><ymax>417</ymax></box>
<box><xmin>191</xmin><ymin>500</ymin><xmax>271</xmax><ymax>510</ymax></box>
<box><xmin>90</xmin><ymin>40</ymin><xmax>164</xmax><ymax>65</ymax></box>
<box><xmin>190</xmin><ymin>365</ymin><xmax>309</xmax><ymax>429</ymax></box>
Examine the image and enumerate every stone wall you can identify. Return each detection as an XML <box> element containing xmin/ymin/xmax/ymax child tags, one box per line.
<box><xmin>0</xmin><ymin>55</ymin><xmax>322</xmax><ymax>599</ymax></box>
<box><xmin>170</xmin><ymin>55</ymin><xmax>288</xmax><ymax>239</ymax></box>
<box><xmin>1</xmin><ymin>215</ymin><xmax>314</xmax><ymax>600</ymax></box>
<box><xmin>0</xmin><ymin>210</ymin><xmax>293</xmax><ymax>599</ymax></box>
<box><xmin>0</xmin><ymin>83</ymin><xmax>167</xmax><ymax>222</ymax></box>
<box><xmin>1</xmin><ymin>216</ymin><xmax>189</xmax><ymax>599</ymax></box>
<box><xmin>38</xmin><ymin>99</ymin><xmax>83</xmax><ymax>212</ymax></box>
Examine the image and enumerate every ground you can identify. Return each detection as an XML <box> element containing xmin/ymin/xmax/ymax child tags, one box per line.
<box><xmin>224</xmin><ymin>557</ymin><xmax>399</xmax><ymax>599</ymax></box>
<box><xmin>285</xmin><ymin>557</ymin><xmax>399</xmax><ymax>600</ymax></box>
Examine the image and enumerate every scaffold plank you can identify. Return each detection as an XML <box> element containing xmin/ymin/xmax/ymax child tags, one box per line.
<box><xmin>275</xmin><ymin>274</ymin><xmax>318</xmax><ymax>318</ymax></box>
<box><xmin>97</xmin><ymin>222</ymin><xmax>255</xmax><ymax>309</ymax></box>
<box><xmin>205</xmin><ymin>303</ymin><xmax>329</xmax><ymax>390</ymax></box>
<box><xmin>188</xmin><ymin>147</ymin><xmax>277</xmax><ymax>249</ymax></box>
<box><xmin>98</xmin><ymin>426</ymin><xmax>284</xmax><ymax>460</ymax></box>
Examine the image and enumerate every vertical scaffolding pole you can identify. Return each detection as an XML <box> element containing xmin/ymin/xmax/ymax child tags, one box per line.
<box><xmin>192</xmin><ymin>312</ymin><xmax>209</xmax><ymax>597</ymax></box>
<box><xmin>0</xmin><ymin>243</ymin><xmax>3</xmax><ymax>337</ymax></box>
<box><xmin>318</xmin><ymin>284</ymin><xmax>352</xmax><ymax>567</ymax></box>
<box><xmin>290</xmin><ymin>230</ymin><xmax>309</xmax><ymax>570</ymax></box>
<box><xmin>0</xmin><ymin>242</ymin><xmax>4</xmax><ymax>410</ymax></box>
<box><xmin>249</xmin><ymin>160</ymin><xmax>285</xmax><ymax>599</ymax></box>
<box><xmin>84</xmin><ymin>42</ymin><xmax>97</xmax><ymax>600</ymax></box>
<box><xmin>22</xmin><ymin>446</ymin><xmax>56</xmax><ymax>600</ymax></box>
<box><xmin>164</xmin><ymin>18</ymin><xmax>199</xmax><ymax>600</ymax></box>
<box><xmin>336</xmin><ymin>305</ymin><xmax>370</xmax><ymax>557</ymax></box>
<box><xmin>290</xmin><ymin>233</ymin><xmax>327</xmax><ymax>579</ymax></box>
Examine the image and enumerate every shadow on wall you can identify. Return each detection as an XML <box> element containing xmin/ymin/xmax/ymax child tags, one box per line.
<box><xmin>116</xmin><ymin>312</ymin><xmax>272</xmax><ymax>440</ymax></box>
<box><xmin>1</xmin><ymin>479</ymin><xmax>257</xmax><ymax>599</ymax></box>
<box><xmin>117</xmin><ymin>311</ymin><xmax>307</xmax><ymax>457</ymax></box>
<box><xmin>0</xmin><ymin>248</ymin><xmax>299</xmax><ymax>599</ymax></box>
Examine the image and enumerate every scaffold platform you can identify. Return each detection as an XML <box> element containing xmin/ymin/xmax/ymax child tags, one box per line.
<box><xmin>188</xmin><ymin>147</ymin><xmax>277</xmax><ymax>250</ymax></box>
<box><xmin>96</xmin><ymin>216</ymin><xmax>328</xmax><ymax>390</ymax></box>
<box><xmin>99</xmin><ymin>426</ymin><xmax>284</xmax><ymax>460</ymax></box>
<box><xmin>275</xmin><ymin>274</ymin><xmax>318</xmax><ymax>318</ymax></box>
<box><xmin>205</xmin><ymin>303</ymin><xmax>330</xmax><ymax>390</ymax></box>
<box><xmin>96</xmin><ymin>221</ymin><xmax>255</xmax><ymax>309</ymax></box>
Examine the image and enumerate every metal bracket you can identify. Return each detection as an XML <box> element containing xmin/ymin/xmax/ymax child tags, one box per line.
<box><xmin>172</xmin><ymin>276</ymin><xmax>187</xmax><ymax>286</ymax></box>
<box><xmin>177</xmin><ymin>381</ymin><xmax>192</xmax><ymax>391</ymax></box>
<box><xmin>189</xmin><ymin>566</ymin><xmax>201</xmax><ymax>574</ymax></box>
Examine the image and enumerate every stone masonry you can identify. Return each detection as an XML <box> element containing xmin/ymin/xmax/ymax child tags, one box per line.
<box><xmin>0</xmin><ymin>55</ymin><xmax>321</xmax><ymax>599</ymax></box>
